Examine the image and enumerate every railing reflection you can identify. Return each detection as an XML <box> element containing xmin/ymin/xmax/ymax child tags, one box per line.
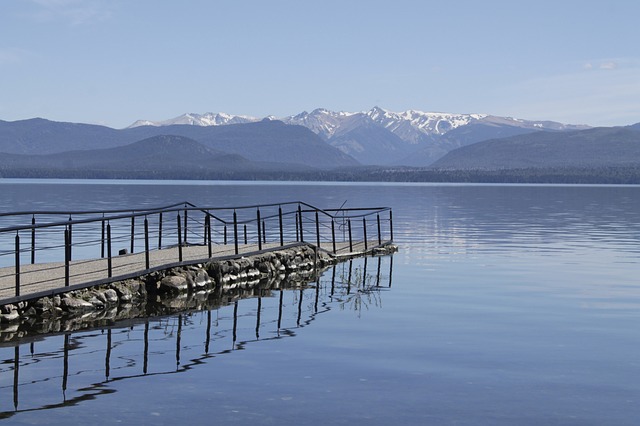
<box><xmin>0</xmin><ymin>255</ymin><xmax>393</xmax><ymax>417</ymax></box>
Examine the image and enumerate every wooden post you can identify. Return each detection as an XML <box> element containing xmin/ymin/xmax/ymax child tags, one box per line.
<box><xmin>177</xmin><ymin>214</ymin><xmax>183</xmax><ymax>262</ymax></box>
<box><xmin>107</xmin><ymin>222</ymin><xmax>112</xmax><ymax>278</ymax></box>
<box><xmin>31</xmin><ymin>216</ymin><xmax>36</xmax><ymax>264</ymax></box>
<box><xmin>377</xmin><ymin>214</ymin><xmax>382</xmax><ymax>245</ymax></box>
<box><xmin>389</xmin><ymin>210</ymin><xmax>394</xmax><ymax>241</ymax></box>
<box><xmin>233</xmin><ymin>210</ymin><xmax>239</xmax><ymax>255</ymax></box>
<box><xmin>144</xmin><ymin>216</ymin><xmax>150</xmax><ymax>270</ymax></box>
<box><xmin>257</xmin><ymin>209</ymin><xmax>262</xmax><ymax>251</ymax></box>
<box><xmin>315</xmin><ymin>211</ymin><xmax>320</xmax><ymax>249</ymax></box>
<box><xmin>363</xmin><ymin>217</ymin><xmax>368</xmax><ymax>251</ymax></box>
<box><xmin>279</xmin><ymin>206</ymin><xmax>284</xmax><ymax>246</ymax></box>
<box><xmin>224</xmin><ymin>225</ymin><xmax>228</xmax><ymax>245</ymax></box>
<box><xmin>348</xmin><ymin>219</ymin><xmax>353</xmax><ymax>252</ymax></box>
<box><xmin>15</xmin><ymin>233</ymin><xmax>20</xmax><ymax>297</ymax></box>
<box><xmin>262</xmin><ymin>220</ymin><xmax>266</xmax><ymax>244</ymax></box>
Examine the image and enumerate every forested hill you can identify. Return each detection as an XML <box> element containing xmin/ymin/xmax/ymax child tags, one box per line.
<box><xmin>430</xmin><ymin>127</ymin><xmax>640</xmax><ymax>170</ymax></box>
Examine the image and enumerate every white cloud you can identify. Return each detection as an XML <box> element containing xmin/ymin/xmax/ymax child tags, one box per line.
<box><xmin>599</xmin><ymin>61</ymin><xmax>618</xmax><ymax>70</ymax></box>
<box><xmin>29</xmin><ymin>0</ymin><xmax>112</xmax><ymax>25</ymax></box>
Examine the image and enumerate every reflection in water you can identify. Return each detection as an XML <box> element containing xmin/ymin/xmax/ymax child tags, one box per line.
<box><xmin>0</xmin><ymin>256</ymin><xmax>393</xmax><ymax>418</ymax></box>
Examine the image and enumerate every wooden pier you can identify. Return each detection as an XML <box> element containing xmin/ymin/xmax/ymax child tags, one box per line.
<box><xmin>0</xmin><ymin>201</ymin><xmax>393</xmax><ymax>305</ymax></box>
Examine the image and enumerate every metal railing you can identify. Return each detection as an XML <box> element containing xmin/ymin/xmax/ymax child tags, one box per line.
<box><xmin>0</xmin><ymin>201</ymin><xmax>393</xmax><ymax>300</ymax></box>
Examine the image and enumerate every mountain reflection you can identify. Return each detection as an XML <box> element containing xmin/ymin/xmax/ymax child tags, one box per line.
<box><xmin>0</xmin><ymin>256</ymin><xmax>393</xmax><ymax>417</ymax></box>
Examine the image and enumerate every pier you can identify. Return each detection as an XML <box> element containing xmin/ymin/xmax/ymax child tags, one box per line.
<box><xmin>0</xmin><ymin>201</ymin><xmax>394</xmax><ymax>305</ymax></box>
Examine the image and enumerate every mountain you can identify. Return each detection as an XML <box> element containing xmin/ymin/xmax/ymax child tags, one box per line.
<box><xmin>430</xmin><ymin>127</ymin><xmax>640</xmax><ymax>170</ymax></box>
<box><xmin>0</xmin><ymin>135</ymin><xmax>248</xmax><ymax>171</ymax></box>
<box><xmin>131</xmin><ymin>107</ymin><xmax>590</xmax><ymax>166</ymax></box>
<box><xmin>0</xmin><ymin>118</ymin><xmax>358</xmax><ymax>170</ymax></box>
<box><xmin>0</xmin><ymin>118</ymin><xmax>123</xmax><ymax>154</ymax></box>
<box><xmin>283</xmin><ymin>107</ymin><xmax>590</xmax><ymax>166</ymax></box>
<box><xmin>0</xmin><ymin>135</ymin><xmax>322</xmax><ymax>179</ymax></box>
<box><xmin>128</xmin><ymin>112</ymin><xmax>258</xmax><ymax>128</ymax></box>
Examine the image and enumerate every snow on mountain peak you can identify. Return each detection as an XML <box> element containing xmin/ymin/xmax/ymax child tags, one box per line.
<box><xmin>127</xmin><ymin>112</ymin><xmax>258</xmax><ymax>128</ymax></box>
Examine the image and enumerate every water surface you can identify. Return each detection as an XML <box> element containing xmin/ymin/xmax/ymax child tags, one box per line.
<box><xmin>0</xmin><ymin>180</ymin><xmax>639</xmax><ymax>425</ymax></box>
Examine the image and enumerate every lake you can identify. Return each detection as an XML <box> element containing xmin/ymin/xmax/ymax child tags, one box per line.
<box><xmin>0</xmin><ymin>179</ymin><xmax>639</xmax><ymax>425</ymax></box>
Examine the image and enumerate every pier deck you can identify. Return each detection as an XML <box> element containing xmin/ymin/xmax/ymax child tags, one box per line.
<box><xmin>0</xmin><ymin>201</ymin><xmax>393</xmax><ymax>305</ymax></box>
<box><xmin>0</xmin><ymin>240</ymin><xmax>378</xmax><ymax>303</ymax></box>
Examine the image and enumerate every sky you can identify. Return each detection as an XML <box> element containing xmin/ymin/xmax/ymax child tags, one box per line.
<box><xmin>1</xmin><ymin>0</ymin><xmax>639</xmax><ymax>129</ymax></box>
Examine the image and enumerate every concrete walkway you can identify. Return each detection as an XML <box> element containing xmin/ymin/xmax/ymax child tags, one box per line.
<box><xmin>0</xmin><ymin>240</ymin><xmax>372</xmax><ymax>303</ymax></box>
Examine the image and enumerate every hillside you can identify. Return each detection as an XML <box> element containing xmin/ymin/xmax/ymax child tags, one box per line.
<box><xmin>0</xmin><ymin>135</ymin><xmax>328</xmax><ymax>180</ymax></box>
<box><xmin>0</xmin><ymin>119</ymin><xmax>358</xmax><ymax>170</ymax></box>
<box><xmin>430</xmin><ymin>127</ymin><xmax>640</xmax><ymax>170</ymax></box>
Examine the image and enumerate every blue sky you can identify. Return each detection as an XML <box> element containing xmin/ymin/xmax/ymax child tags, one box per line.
<box><xmin>1</xmin><ymin>0</ymin><xmax>638</xmax><ymax>128</ymax></box>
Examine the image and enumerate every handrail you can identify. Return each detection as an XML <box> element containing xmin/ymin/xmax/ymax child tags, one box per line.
<box><xmin>0</xmin><ymin>201</ymin><xmax>394</xmax><ymax>301</ymax></box>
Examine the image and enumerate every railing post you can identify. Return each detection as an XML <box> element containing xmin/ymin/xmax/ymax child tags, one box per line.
<box><xmin>331</xmin><ymin>220</ymin><xmax>336</xmax><ymax>254</ymax></box>
<box><xmin>224</xmin><ymin>225</ymin><xmax>228</xmax><ymax>245</ymax></box>
<box><xmin>257</xmin><ymin>209</ymin><xmax>262</xmax><ymax>251</ymax></box>
<box><xmin>107</xmin><ymin>222</ymin><xmax>112</xmax><ymax>278</ymax></box>
<box><xmin>389</xmin><ymin>210</ymin><xmax>394</xmax><ymax>241</ymax></box>
<box><xmin>177</xmin><ymin>214</ymin><xmax>183</xmax><ymax>262</ymax></box>
<box><xmin>233</xmin><ymin>210</ymin><xmax>238</xmax><ymax>255</ymax></box>
<box><xmin>67</xmin><ymin>217</ymin><xmax>72</xmax><ymax>261</ymax></box>
<box><xmin>144</xmin><ymin>216</ymin><xmax>150</xmax><ymax>270</ymax></box>
<box><xmin>158</xmin><ymin>212</ymin><xmax>163</xmax><ymax>249</ymax></box>
<box><xmin>203</xmin><ymin>214</ymin><xmax>208</xmax><ymax>245</ymax></box>
<box><xmin>279</xmin><ymin>206</ymin><xmax>284</xmax><ymax>246</ymax></box>
<box><xmin>262</xmin><ymin>220</ymin><xmax>266</xmax><ymax>244</ymax></box>
<box><xmin>184</xmin><ymin>208</ymin><xmax>188</xmax><ymax>245</ymax></box>
<box><xmin>64</xmin><ymin>227</ymin><xmax>70</xmax><ymax>287</ymax></box>
<box><xmin>315</xmin><ymin>211</ymin><xmax>320</xmax><ymax>249</ymax></box>
<box><xmin>363</xmin><ymin>217</ymin><xmax>368</xmax><ymax>251</ymax></box>
<box><xmin>31</xmin><ymin>216</ymin><xmax>36</xmax><ymax>264</ymax></box>
<box><xmin>298</xmin><ymin>205</ymin><xmax>304</xmax><ymax>242</ymax></box>
<box><xmin>101</xmin><ymin>216</ymin><xmax>105</xmax><ymax>258</ymax></box>
<box><xmin>348</xmin><ymin>219</ymin><xmax>353</xmax><ymax>252</ymax></box>
<box><xmin>206</xmin><ymin>215</ymin><xmax>212</xmax><ymax>258</ymax></box>
<box><xmin>15</xmin><ymin>232</ymin><xmax>20</xmax><ymax>297</ymax></box>
<box><xmin>244</xmin><ymin>224</ymin><xmax>248</xmax><ymax>245</ymax></box>
<box><xmin>130</xmin><ymin>214</ymin><xmax>135</xmax><ymax>254</ymax></box>
<box><xmin>295</xmin><ymin>211</ymin><xmax>299</xmax><ymax>241</ymax></box>
<box><xmin>377</xmin><ymin>213</ymin><xmax>382</xmax><ymax>245</ymax></box>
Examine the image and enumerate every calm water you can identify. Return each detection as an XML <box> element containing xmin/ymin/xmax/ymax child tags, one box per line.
<box><xmin>0</xmin><ymin>179</ymin><xmax>639</xmax><ymax>425</ymax></box>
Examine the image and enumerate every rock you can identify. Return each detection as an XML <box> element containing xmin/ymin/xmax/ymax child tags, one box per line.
<box><xmin>0</xmin><ymin>311</ymin><xmax>20</xmax><ymax>323</ymax></box>
<box><xmin>0</xmin><ymin>304</ymin><xmax>16</xmax><ymax>314</ymax></box>
<box><xmin>194</xmin><ymin>270</ymin><xmax>212</xmax><ymax>288</ymax></box>
<box><xmin>160</xmin><ymin>275</ymin><xmax>188</xmax><ymax>292</ymax></box>
<box><xmin>88</xmin><ymin>296</ymin><xmax>105</xmax><ymax>308</ymax></box>
<box><xmin>61</xmin><ymin>297</ymin><xmax>94</xmax><ymax>312</ymax></box>
<box><xmin>104</xmin><ymin>289</ymin><xmax>119</xmax><ymax>304</ymax></box>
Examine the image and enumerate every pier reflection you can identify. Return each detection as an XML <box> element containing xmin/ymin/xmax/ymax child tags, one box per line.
<box><xmin>0</xmin><ymin>256</ymin><xmax>393</xmax><ymax>418</ymax></box>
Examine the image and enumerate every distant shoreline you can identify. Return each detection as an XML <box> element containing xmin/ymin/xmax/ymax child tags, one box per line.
<box><xmin>2</xmin><ymin>165</ymin><xmax>640</xmax><ymax>185</ymax></box>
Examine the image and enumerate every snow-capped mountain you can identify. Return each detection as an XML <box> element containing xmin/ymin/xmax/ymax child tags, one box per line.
<box><xmin>129</xmin><ymin>112</ymin><xmax>258</xmax><ymax>128</ymax></box>
<box><xmin>128</xmin><ymin>107</ymin><xmax>590</xmax><ymax>166</ymax></box>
